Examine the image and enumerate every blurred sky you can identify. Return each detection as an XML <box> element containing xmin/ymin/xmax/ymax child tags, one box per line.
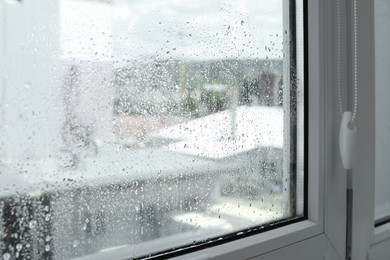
<box><xmin>60</xmin><ymin>0</ymin><xmax>284</xmax><ymax>62</ymax></box>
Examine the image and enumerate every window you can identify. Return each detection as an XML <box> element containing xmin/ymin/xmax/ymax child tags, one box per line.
<box><xmin>0</xmin><ymin>0</ymin><xmax>306</xmax><ymax>259</ymax></box>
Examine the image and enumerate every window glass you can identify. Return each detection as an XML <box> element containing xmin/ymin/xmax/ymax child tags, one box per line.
<box><xmin>0</xmin><ymin>0</ymin><xmax>304</xmax><ymax>259</ymax></box>
<box><xmin>375</xmin><ymin>0</ymin><xmax>390</xmax><ymax>225</ymax></box>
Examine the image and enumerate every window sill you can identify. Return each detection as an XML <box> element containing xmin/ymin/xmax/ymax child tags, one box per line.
<box><xmin>172</xmin><ymin>220</ymin><xmax>321</xmax><ymax>259</ymax></box>
<box><xmin>72</xmin><ymin>220</ymin><xmax>321</xmax><ymax>260</ymax></box>
<box><xmin>373</xmin><ymin>222</ymin><xmax>390</xmax><ymax>245</ymax></box>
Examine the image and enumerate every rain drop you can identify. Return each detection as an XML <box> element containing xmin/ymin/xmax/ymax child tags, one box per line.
<box><xmin>29</xmin><ymin>220</ymin><xmax>37</xmax><ymax>229</ymax></box>
<box><xmin>2</xmin><ymin>253</ymin><xmax>10</xmax><ymax>260</ymax></box>
<box><xmin>73</xmin><ymin>240</ymin><xmax>79</xmax><ymax>248</ymax></box>
<box><xmin>25</xmin><ymin>81</ymin><xmax>32</xmax><ymax>89</ymax></box>
<box><xmin>16</xmin><ymin>243</ymin><xmax>22</xmax><ymax>251</ymax></box>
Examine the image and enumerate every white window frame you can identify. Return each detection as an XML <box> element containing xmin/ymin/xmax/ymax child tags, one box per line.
<box><xmin>171</xmin><ymin>0</ymin><xmax>349</xmax><ymax>259</ymax></box>
<box><xmin>351</xmin><ymin>0</ymin><xmax>390</xmax><ymax>259</ymax></box>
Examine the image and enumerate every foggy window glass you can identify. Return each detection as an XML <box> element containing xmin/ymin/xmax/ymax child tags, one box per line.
<box><xmin>0</xmin><ymin>0</ymin><xmax>304</xmax><ymax>259</ymax></box>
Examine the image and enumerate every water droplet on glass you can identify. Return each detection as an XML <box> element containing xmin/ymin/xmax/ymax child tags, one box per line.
<box><xmin>16</xmin><ymin>243</ymin><xmax>22</xmax><ymax>251</ymax></box>
<box><xmin>25</xmin><ymin>81</ymin><xmax>32</xmax><ymax>89</ymax></box>
<box><xmin>73</xmin><ymin>240</ymin><xmax>79</xmax><ymax>248</ymax></box>
<box><xmin>29</xmin><ymin>220</ymin><xmax>37</xmax><ymax>229</ymax></box>
<box><xmin>45</xmin><ymin>245</ymin><xmax>51</xmax><ymax>252</ymax></box>
<box><xmin>2</xmin><ymin>253</ymin><xmax>10</xmax><ymax>260</ymax></box>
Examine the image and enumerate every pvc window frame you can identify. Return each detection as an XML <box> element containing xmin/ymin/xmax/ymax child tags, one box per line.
<box><xmin>350</xmin><ymin>0</ymin><xmax>390</xmax><ymax>259</ymax></box>
<box><xmin>170</xmin><ymin>0</ymin><xmax>333</xmax><ymax>258</ymax></box>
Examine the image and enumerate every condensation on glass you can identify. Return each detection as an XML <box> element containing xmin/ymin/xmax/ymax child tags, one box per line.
<box><xmin>374</xmin><ymin>0</ymin><xmax>390</xmax><ymax>225</ymax></box>
<box><xmin>0</xmin><ymin>0</ymin><xmax>304</xmax><ymax>259</ymax></box>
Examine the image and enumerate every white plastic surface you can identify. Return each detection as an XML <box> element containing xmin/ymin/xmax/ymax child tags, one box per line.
<box><xmin>339</xmin><ymin>112</ymin><xmax>357</xmax><ymax>170</ymax></box>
